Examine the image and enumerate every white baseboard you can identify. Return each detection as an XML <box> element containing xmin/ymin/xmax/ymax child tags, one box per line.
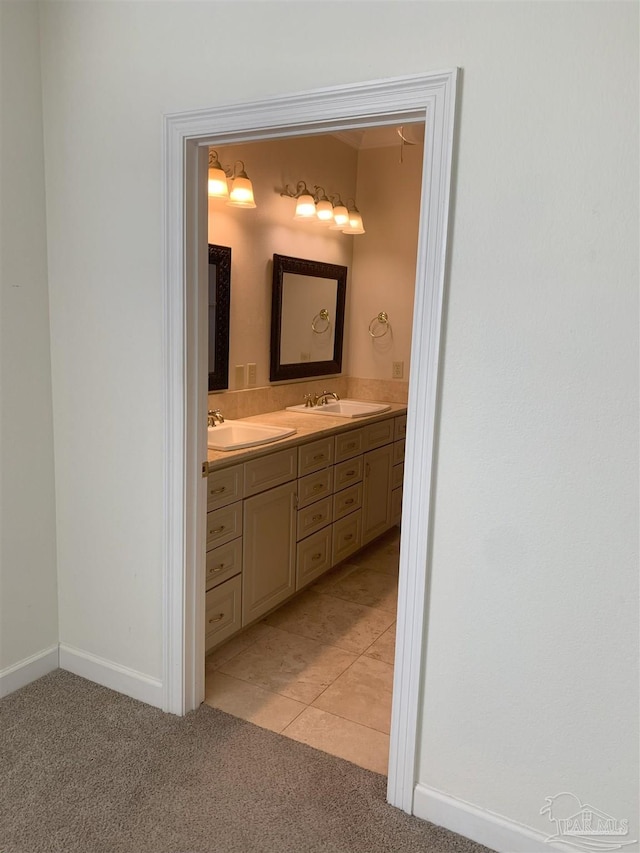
<box><xmin>59</xmin><ymin>643</ymin><xmax>163</xmax><ymax>709</ymax></box>
<box><xmin>0</xmin><ymin>645</ymin><xmax>59</xmax><ymax>698</ymax></box>
<box><xmin>413</xmin><ymin>783</ymin><xmax>576</xmax><ymax>853</ymax></box>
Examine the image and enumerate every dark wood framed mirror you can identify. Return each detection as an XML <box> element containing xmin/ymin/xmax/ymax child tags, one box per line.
<box><xmin>208</xmin><ymin>244</ymin><xmax>231</xmax><ymax>391</ymax></box>
<box><xmin>270</xmin><ymin>254</ymin><xmax>347</xmax><ymax>382</ymax></box>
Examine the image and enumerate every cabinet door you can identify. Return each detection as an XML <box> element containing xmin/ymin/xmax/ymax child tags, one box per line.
<box><xmin>362</xmin><ymin>444</ymin><xmax>393</xmax><ymax>545</ymax></box>
<box><xmin>242</xmin><ymin>481</ymin><xmax>296</xmax><ymax>626</ymax></box>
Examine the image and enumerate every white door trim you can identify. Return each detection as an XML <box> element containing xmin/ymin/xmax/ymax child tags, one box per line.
<box><xmin>161</xmin><ymin>70</ymin><xmax>459</xmax><ymax>814</ymax></box>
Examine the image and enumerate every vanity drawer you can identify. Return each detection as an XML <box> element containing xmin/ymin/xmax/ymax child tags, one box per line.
<box><xmin>298</xmin><ymin>467</ymin><xmax>333</xmax><ymax>509</ymax></box>
<box><xmin>207</xmin><ymin>464</ymin><xmax>243</xmax><ymax>511</ymax></box>
<box><xmin>391</xmin><ymin>486</ymin><xmax>403</xmax><ymax>526</ymax></box>
<box><xmin>334</xmin><ymin>429</ymin><xmax>365</xmax><ymax>463</ymax></box>
<box><xmin>298</xmin><ymin>437</ymin><xmax>334</xmax><ymax>477</ymax></box>
<box><xmin>332</xmin><ymin>510</ymin><xmax>362</xmax><ymax>565</ymax></box>
<box><xmin>394</xmin><ymin>415</ymin><xmax>407</xmax><ymax>442</ymax></box>
<box><xmin>296</xmin><ymin>526</ymin><xmax>333</xmax><ymax>591</ymax></box>
<box><xmin>206</xmin><ymin>501</ymin><xmax>243</xmax><ymax>550</ymax></box>
<box><xmin>334</xmin><ymin>455</ymin><xmax>364</xmax><ymax>491</ymax></box>
<box><xmin>205</xmin><ymin>575</ymin><xmax>242</xmax><ymax>652</ymax></box>
<box><xmin>297</xmin><ymin>495</ymin><xmax>332</xmax><ymax>541</ymax></box>
<box><xmin>205</xmin><ymin>537</ymin><xmax>242</xmax><ymax>591</ymax></box>
<box><xmin>244</xmin><ymin>448</ymin><xmax>297</xmax><ymax>497</ymax></box>
<box><xmin>333</xmin><ymin>482</ymin><xmax>363</xmax><ymax>522</ymax></box>
<box><xmin>393</xmin><ymin>439</ymin><xmax>406</xmax><ymax>466</ymax></box>
<box><xmin>364</xmin><ymin>418</ymin><xmax>394</xmax><ymax>451</ymax></box>
<box><xmin>392</xmin><ymin>461</ymin><xmax>405</xmax><ymax>490</ymax></box>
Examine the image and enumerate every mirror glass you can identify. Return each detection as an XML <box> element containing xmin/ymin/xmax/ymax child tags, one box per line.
<box><xmin>270</xmin><ymin>254</ymin><xmax>347</xmax><ymax>382</ymax></box>
<box><xmin>208</xmin><ymin>244</ymin><xmax>231</xmax><ymax>391</ymax></box>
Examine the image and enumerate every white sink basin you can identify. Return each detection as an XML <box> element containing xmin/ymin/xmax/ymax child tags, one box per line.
<box><xmin>286</xmin><ymin>399</ymin><xmax>391</xmax><ymax>418</ymax></box>
<box><xmin>208</xmin><ymin>420</ymin><xmax>296</xmax><ymax>451</ymax></box>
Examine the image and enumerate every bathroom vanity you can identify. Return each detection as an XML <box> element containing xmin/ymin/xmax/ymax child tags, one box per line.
<box><xmin>204</xmin><ymin>406</ymin><xmax>406</xmax><ymax>652</ymax></box>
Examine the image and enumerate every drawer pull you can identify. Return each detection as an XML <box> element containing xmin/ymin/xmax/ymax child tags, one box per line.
<box><xmin>344</xmin><ymin>533</ymin><xmax>354</xmax><ymax>542</ymax></box>
<box><xmin>345</xmin><ymin>442</ymin><xmax>356</xmax><ymax>450</ymax></box>
<box><xmin>344</xmin><ymin>498</ymin><xmax>355</xmax><ymax>506</ymax></box>
<box><xmin>313</xmin><ymin>453</ymin><xmax>325</xmax><ymax>461</ymax></box>
<box><xmin>211</xmin><ymin>525</ymin><xmax>225</xmax><ymax>535</ymax></box>
<box><xmin>312</xmin><ymin>513</ymin><xmax>324</xmax><ymax>522</ymax></box>
<box><xmin>312</xmin><ymin>552</ymin><xmax>322</xmax><ymax>561</ymax></box>
<box><xmin>208</xmin><ymin>613</ymin><xmax>225</xmax><ymax>624</ymax></box>
<box><xmin>312</xmin><ymin>483</ymin><xmax>324</xmax><ymax>492</ymax></box>
<box><xmin>208</xmin><ymin>563</ymin><xmax>226</xmax><ymax>575</ymax></box>
<box><xmin>211</xmin><ymin>486</ymin><xmax>226</xmax><ymax>495</ymax></box>
<box><xmin>346</xmin><ymin>469</ymin><xmax>356</xmax><ymax>476</ymax></box>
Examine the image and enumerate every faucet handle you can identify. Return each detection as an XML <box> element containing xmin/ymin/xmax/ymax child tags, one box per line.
<box><xmin>303</xmin><ymin>393</ymin><xmax>316</xmax><ymax>408</ymax></box>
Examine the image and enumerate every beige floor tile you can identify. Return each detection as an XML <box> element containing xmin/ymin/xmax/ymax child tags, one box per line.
<box><xmin>326</xmin><ymin>566</ymin><xmax>398</xmax><ymax>614</ymax></box>
<box><xmin>218</xmin><ymin>626</ymin><xmax>357</xmax><ymax>704</ymax></box>
<box><xmin>264</xmin><ymin>590</ymin><xmax>395</xmax><ymax>654</ymax></box>
<box><xmin>356</xmin><ymin>529</ymin><xmax>401</xmax><ymax>576</ymax></box>
<box><xmin>282</xmin><ymin>707</ymin><xmax>389</xmax><ymax>775</ymax></box>
<box><xmin>204</xmin><ymin>671</ymin><xmax>306</xmax><ymax>734</ymax></box>
<box><xmin>205</xmin><ymin>622</ymin><xmax>274</xmax><ymax>672</ymax></box>
<box><xmin>363</xmin><ymin>622</ymin><xmax>396</xmax><ymax>665</ymax></box>
<box><xmin>312</xmin><ymin>655</ymin><xmax>394</xmax><ymax>734</ymax></box>
<box><xmin>310</xmin><ymin>561</ymin><xmax>360</xmax><ymax>594</ymax></box>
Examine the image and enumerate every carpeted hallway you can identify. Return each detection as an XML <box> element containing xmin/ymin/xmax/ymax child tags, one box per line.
<box><xmin>0</xmin><ymin>670</ymin><xmax>491</xmax><ymax>853</ymax></box>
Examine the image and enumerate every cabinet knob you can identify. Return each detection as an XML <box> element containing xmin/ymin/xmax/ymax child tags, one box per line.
<box><xmin>208</xmin><ymin>613</ymin><xmax>225</xmax><ymax>624</ymax></box>
<box><xmin>211</xmin><ymin>486</ymin><xmax>226</xmax><ymax>495</ymax></box>
<box><xmin>211</xmin><ymin>525</ymin><xmax>225</xmax><ymax>535</ymax></box>
<box><xmin>312</xmin><ymin>552</ymin><xmax>322</xmax><ymax>561</ymax></box>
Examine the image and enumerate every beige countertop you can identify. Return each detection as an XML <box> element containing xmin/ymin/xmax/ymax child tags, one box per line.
<box><xmin>207</xmin><ymin>403</ymin><xmax>407</xmax><ymax>472</ymax></box>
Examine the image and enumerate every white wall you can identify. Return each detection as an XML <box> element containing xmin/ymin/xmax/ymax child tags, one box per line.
<box><xmin>37</xmin><ymin>0</ymin><xmax>638</xmax><ymax>845</ymax></box>
<box><xmin>348</xmin><ymin>141</ymin><xmax>423</xmax><ymax>381</ymax></box>
<box><xmin>207</xmin><ymin>136</ymin><xmax>356</xmax><ymax>388</ymax></box>
<box><xmin>0</xmin><ymin>1</ymin><xmax>58</xmax><ymax>676</ymax></box>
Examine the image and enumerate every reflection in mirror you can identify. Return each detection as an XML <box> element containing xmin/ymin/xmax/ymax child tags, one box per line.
<box><xmin>270</xmin><ymin>254</ymin><xmax>347</xmax><ymax>382</ymax></box>
<box><xmin>208</xmin><ymin>244</ymin><xmax>231</xmax><ymax>391</ymax></box>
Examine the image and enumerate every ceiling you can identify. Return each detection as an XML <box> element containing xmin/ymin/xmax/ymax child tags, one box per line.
<box><xmin>332</xmin><ymin>123</ymin><xmax>425</xmax><ymax>150</ymax></box>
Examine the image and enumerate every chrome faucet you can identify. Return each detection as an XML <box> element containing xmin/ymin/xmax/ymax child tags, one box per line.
<box><xmin>303</xmin><ymin>393</ymin><xmax>317</xmax><ymax>408</ymax></box>
<box><xmin>207</xmin><ymin>409</ymin><xmax>224</xmax><ymax>427</ymax></box>
<box><xmin>316</xmin><ymin>390</ymin><xmax>340</xmax><ymax>406</ymax></box>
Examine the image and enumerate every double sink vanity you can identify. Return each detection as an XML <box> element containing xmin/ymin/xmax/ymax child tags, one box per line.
<box><xmin>204</xmin><ymin>400</ymin><xmax>407</xmax><ymax>652</ymax></box>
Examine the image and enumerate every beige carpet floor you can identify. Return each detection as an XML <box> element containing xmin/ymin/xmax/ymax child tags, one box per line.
<box><xmin>0</xmin><ymin>670</ymin><xmax>491</xmax><ymax>853</ymax></box>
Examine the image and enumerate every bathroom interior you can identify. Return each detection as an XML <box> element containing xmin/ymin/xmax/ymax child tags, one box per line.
<box><xmin>203</xmin><ymin>123</ymin><xmax>424</xmax><ymax>775</ymax></box>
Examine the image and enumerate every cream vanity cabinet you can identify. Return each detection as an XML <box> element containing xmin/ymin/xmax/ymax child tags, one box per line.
<box><xmin>205</xmin><ymin>411</ymin><xmax>406</xmax><ymax>651</ymax></box>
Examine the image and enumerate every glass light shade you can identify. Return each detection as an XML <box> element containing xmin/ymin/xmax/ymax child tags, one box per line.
<box><xmin>208</xmin><ymin>167</ymin><xmax>229</xmax><ymax>198</ymax></box>
<box><xmin>315</xmin><ymin>199</ymin><xmax>334</xmax><ymax>223</ymax></box>
<box><xmin>342</xmin><ymin>211</ymin><xmax>365</xmax><ymax>234</ymax></box>
<box><xmin>294</xmin><ymin>194</ymin><xmax>316</xmax><ymax>219</ymax></box>
<box><xmin>330</xmin><ymin>204</ymin><xmax>350</xmax><ymax>229</ymax></box>
<box><xmin>227</xmin><ymin>177</ymin><xmax>256</xmax><ymax>208</ymax></box>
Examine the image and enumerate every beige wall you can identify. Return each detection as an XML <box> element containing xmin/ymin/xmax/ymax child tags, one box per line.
<box><xmin>347</xmin><ymin>141</ymin><xmax>423</xmax><ymax>382</ymax></box>
<box><xmin>0</xmin><ymin>1</ymin><xmax>58</xmax><ymax>673</ymax></box>
<box><xmin>34</xmin><ymin>0</ymin><xmax>639</xmax><ymax>844</ymax></box>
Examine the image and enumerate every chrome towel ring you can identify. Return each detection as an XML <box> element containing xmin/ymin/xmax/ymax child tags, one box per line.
<box><xmin>369</xmin><ymin>311</ymin><xmax>390</xmax><ymax>338</ymax></box>
<box><xmin>312</xmin><ymin>308</ymin><xmax>331</xmax><ymax>334</ymax></box>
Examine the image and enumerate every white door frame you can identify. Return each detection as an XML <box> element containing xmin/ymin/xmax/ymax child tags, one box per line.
<box><xmin>161</xmin><ymin>70</ymin><xmax>458</xmax><ymax>814</ymax></box>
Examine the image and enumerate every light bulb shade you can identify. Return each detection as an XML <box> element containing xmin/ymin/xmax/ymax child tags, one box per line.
<box><xmin>315</xmin><ymin>199</ymin><xmax>334</xmax><ymax>222</ymax></box>
<box><xmin>208</xmin><ymin>167</ymin><xmax>229</xmax><ymax>198</ymax></box>
<box><xmin>342</xmin><ymin>211</ymin><xmax>365</xmax><ymax>234</ymax></box>
<box><xmin>330</xmin><ymin>204</ymin><xmax>350</xmax><ymax>229</ymax></box>
<box><xmin>294</xmin><ymin>194</ymin><xmax>316</xmax><ymax>219</ymax></box>
<box><xmin>227</xmin><ymin>176</ymin><xmax>256</xmax><ymax>208</ymax></box>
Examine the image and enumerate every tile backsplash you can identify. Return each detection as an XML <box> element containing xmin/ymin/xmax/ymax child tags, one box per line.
<box><xmin>208</xmin><ymin>376</ymin><xmax>408</xmax><ymax>420</ymax></box>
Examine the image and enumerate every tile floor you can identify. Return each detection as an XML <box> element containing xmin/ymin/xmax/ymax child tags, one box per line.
<box><xmin>204</xmin><ymin>526</ymin><xmax>400</xmax><ymax>775</ymax></box>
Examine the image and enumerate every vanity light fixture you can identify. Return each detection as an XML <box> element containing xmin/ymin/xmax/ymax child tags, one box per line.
<box><xmin>208</xmin><ymin>150</ymin><xmax>257</xmax><ymax>208</ymax></box>
<box><xmin>280</xmin><ymin>182</ymin><xmax>364</xmax><ymax>234</ymax></box>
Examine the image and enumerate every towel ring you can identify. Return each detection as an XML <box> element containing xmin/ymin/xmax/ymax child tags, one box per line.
<box><xmin>311</xmin><ymin>308</ymin><xmax>331</xmax><ymax>334</ymax></box>
<box><xmin>369</xmin><ymin>311</ymin><xmax>390</xmax><ymax>338</ymax></box>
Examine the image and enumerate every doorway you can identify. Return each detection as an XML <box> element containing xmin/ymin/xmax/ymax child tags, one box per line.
<box><xmin>162</xmin><ymin>71</ymin><xmax>458</xmax><ymax>813</ymax></box>
<box><xmin>202</xmin><ymin>123</ymin><xmax>424</xmax><ymax>774</ymax></box>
